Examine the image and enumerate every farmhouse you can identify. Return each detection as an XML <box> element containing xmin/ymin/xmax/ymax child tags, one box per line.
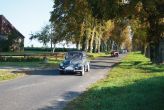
<box><xmin>0</xmin><ymin>15</ymin><xmax>24</xmax><ymax>52</ymax></box>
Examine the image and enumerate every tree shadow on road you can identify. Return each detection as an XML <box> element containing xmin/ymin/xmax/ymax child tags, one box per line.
<box><xmin>37</xmin><ymin>91</ymin><xmax>81</xmax><ymax>110</ymax></box>
<box><xmin>90</xmin><ymin>60</ymin><xmax>121</xmax><ymax>64</ymax></box>
<box><xmin>119</xmin><ymin>61</ymin><xmax>164</xmax><ymax>73</ymax></box>
<box><xmin>11</xmin><ymin>69</ymin><xmax>85</xmax><ymax>76</ymax></box>
<box><xmin>90</xmin><ymin>62</ymin><xmax>120</xmax><ymax>70</ymax></box>
<box><xmin>35</xmin><ymin>76</ymin><xmax>164</xmax><ymax>110</ymax></box>
<box><xmin>64</xmin><ymin>76</ymin><xmax>164</xmax><ymax>110</ymax></box>
<box><xmin>11</xmin><ymin>69</ymin><xmax>60</xmax><ymax>76</ymax></box>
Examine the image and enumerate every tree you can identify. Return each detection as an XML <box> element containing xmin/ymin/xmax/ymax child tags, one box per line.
<box><xmin>50</xmin><ymin>0</ymin><xmax>95</xmax><ymax>51</ymax></box>
<box><xmin>30</xmin><ymin>25</ymin><xmax>51</xmax><ymax>47</ymax></box>
<box><xmin>130</xmin><ymin>0</ymin><xmax>164</xmax><ymax>63</ymax></box>
<box><xmin>49</xmin><ymin>0</ymin><xmax>163</xmax><ymax>63</ymax></box>
<box><xmin>50</xmin><ymin>0</ymin><xmax>131</xmax><ymax>53</ymax></box>
<box><xmin>88</xmin><ymin>0</ymin><xmax>163</xmax><ymax>63</ymax></box>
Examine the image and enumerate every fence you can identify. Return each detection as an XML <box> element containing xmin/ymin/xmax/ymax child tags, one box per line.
<box><xmin>0</xmin><ymin>52</ymin><xmax>65</xmax><ymax>62</ymax></box>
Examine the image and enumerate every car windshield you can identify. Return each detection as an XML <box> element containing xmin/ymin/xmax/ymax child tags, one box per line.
<box><xmin>63</xmin><ymin>60</ymin><xmax>71</xmax><ymax>65</ymax></box>
<box><xmin>65</xmin><ymin>52</ymin><xmax>83</xmax><ymax>60</ymax></box>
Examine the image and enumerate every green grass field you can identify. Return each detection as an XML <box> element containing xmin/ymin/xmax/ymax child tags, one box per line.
<box><xmin>65</xmin><ymin>52</ymin><xmax>164</xmax><ymax>110</ymax></box>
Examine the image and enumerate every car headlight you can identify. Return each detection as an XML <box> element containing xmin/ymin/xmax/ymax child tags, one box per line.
<box><xmin>60</xmin><ymin>63</ymin><xmax>63</xmax><ymax>67</ymax></box>
<box><xmin>74</xmin><ymin>63</ymin><xmax>82</xmax><ymax>70</ymax></box>
<box><xmin>59</xmin><ymin>63</ymin><xmax>64</xmax><ymax>69</ymax></box>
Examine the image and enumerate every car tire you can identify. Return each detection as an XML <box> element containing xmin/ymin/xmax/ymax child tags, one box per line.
<box><xmin>80</xmin><ymin>66</ymin><xmax>85</xmax><ymax>76</ymax></box>
<box><xmin>59</xmin><ymin>71</ymin><xmax>64</xmax><ymax>75</ymax></box>
<box><xmin>86</xmin><ymin>64</ymin><xmax>90</xmax><ymax>72</ymax></box>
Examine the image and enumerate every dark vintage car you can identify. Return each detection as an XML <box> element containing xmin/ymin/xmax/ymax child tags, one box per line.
<box><xmin>58</xmin><ymin>51</ymin><xmax>90</xmax><ymax>76</ymax></box>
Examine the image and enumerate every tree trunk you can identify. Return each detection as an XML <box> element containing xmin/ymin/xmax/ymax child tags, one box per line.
<box><xmin>93</xmin><ymin>40</ymin><xmax>96</xmax><ymax>53</ymax></box>
<box><xmin>145</xmin><ymin>43</ymin><xmax>150</xmax><ymax>58</ymax></box>
<box><xmin>86</xmin><ymin>29</ymin><xmax>91</xmax><ymax>52</ymax></box>
<box><xmin>89</xmin><ymin>27</ymin><xmax>95</xmax><ymax>53</ymax></box>
<box><xmin>82</xmin><ymin>37</ymin><xmax>85</xmax><ymax>51</ymax></box>
<box><xmin>150</xmin><ymin>42</ymin><xmax>160</xmax><ymax>63</ymax></box>
<box><xmin>100</xmin><ymin>41</ymin><xmax>103</xmax><ymax>52</ymax></box>
<box><xmin>103</xmin><ymin>41</ymin><xmax>107</xmax><ymax>52</ymax></box>
<box><xmin>77</xmin><ymin>41</ymin><xmax>81</xmax><ymax>50</ymax></box>
<box><xmin>84</xmin><ymin>38</ymin><xmax>89</xmax><ymax>52</ymax></box>
<box><xmin>111</xmin><ymin>41</ymin><xmax>115</xmax><ymax>51</ymax></box>
<box><xmin>79</xmin><ymin>22</ymin><xmax>85</xmax><ymax>51</ymax></box>
<box><xmin>144</xmin><ymin>43</ymin><xmax>148</xmax><ymax>56</ymax></box>
<box><xmin>93</xmin><ymin>34</ymin><xmax>98</xmax><ymax>53</ymax></box>
<box><xmin>109</xmin><ymin>40</ymin><xmax>113</xmax><ymax>51</ymax></box>
<box><xmin>97</xmin><ymin>37</ymin><xmax>101</xmax><ymax>53</ymax></box>
<box><xmin>50</xmin><ymin>37</ymin><xmax>53</xmax><ymax>52</ymax></box>
<box><xmin>52</xmin><ymin>44</ymin><xmax>56</xmax><ymax>53</ymax></box>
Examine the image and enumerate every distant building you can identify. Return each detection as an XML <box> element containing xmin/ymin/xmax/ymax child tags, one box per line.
<box><xmin>0</xmin><ymin>15</ymin><xmax>24</xmax><ymax>52</ymax></box>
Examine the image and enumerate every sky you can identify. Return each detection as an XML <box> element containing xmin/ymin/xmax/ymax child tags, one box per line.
<box><xmin>0</xmin><ymin>0</ymin><xmax>54</xmax><ymax>47</ymax></box>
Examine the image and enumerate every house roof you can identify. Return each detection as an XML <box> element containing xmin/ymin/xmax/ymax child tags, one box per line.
<box><xmin>0</xmin><ymin>15</ymin><xmax>25</xmax><ymax>38</ymax></box>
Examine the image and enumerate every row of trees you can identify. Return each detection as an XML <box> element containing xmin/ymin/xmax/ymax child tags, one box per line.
<box><xmin>30</xmin><ymin>0</ymin><xmax>163</xmax><ymax>63</ymax></box>
<box><xmin>130</xmin><ymin>0</ymin><xmax>163</xmax><ymax>63</ymax></box>
<box><xmin>31</xmin><ymin>0</ymin><xmax>132</xmax><ymax>53</ymax></box>
<box><xmin>50</xmin><ymin>0</ymin><xmax>133</xmax><ymax>53</ymax></box>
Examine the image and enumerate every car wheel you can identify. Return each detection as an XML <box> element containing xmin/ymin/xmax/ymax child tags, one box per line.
<box><xmin>80</xmin><ymin>66</ymin><xmax>85</xmax><ymax>76</ymax></box>
<box><xmin>59</xmin><ymin>71</ymin><xmax>64</xmax><ymax>75</ymax></box>
<box><xmin>86</xmin><ymin>64</ymin><xmax>90</xmax><ymax>72</ymax></box>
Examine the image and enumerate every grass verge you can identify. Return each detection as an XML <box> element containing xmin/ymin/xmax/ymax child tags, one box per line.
<box><xmin>0</xmin><ymin>70</ymin><xmax>25</xmax><ymax>81</ymax></box>
<box><xmin>65</xmin><ymin>52</ymin><xmax>164</xmax><ymax>110</ymax></box>
<box><xmin>0</xmin><ymin>57</ymin><xmax>62</xmax><ymax>68</ymax></box>
<box><xmin>87</xmin><ymin>52</ymin><xmax>110</xmax><ymax>60</ymax></box>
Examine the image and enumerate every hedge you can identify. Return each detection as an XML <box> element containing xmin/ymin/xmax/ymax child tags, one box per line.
<box><xmin>0</xmin><ymin>56</ymin><xmax>44</xmax><ymax>62</ymax></box>
<box><xmin>24</xmin><ymin>47</ymin><xmax>78</xmax><ymax>52</ymax></box>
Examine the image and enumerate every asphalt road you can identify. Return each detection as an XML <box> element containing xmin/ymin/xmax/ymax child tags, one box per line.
<box><xmin>0</xmin><ymin>54</ymin><xmax>126</xmax><ymax>110</ymax></box>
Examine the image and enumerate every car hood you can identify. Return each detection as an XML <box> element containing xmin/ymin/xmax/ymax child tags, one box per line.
<box><xmin>62</xmin><ymin>58</ymin><xmax>82</xmax><ymax>67</ymax></box>
<box><xmin>64</xmin><ymin>64</ymin><xmax>74</xmax><ymax>70</ymax></box>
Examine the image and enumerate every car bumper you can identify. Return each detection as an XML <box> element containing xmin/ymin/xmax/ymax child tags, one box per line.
<box><xmin>58</xmin><ymin>68</ymin><xmax>83</xmax><ymax>72</ymax></box>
